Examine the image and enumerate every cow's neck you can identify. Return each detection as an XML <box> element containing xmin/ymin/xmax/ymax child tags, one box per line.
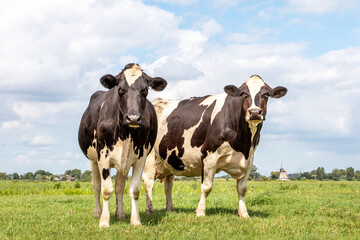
<box><xmin>101</xmin><ymin>88</ymin><xmax>129</xmax><ymax>142</ymax></box>
<box><xmin>225</xmin><ymin>96</ymin><xmax>263</xmax><ymax>157</ymax></box>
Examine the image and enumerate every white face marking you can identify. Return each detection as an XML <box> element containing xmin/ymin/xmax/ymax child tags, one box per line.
<box><xmin>124</xmin><ymin>64</ymin><xmax>142</xmax><ymax>86</ymax></box>
<box><xmin>246</xmin><ymin>76</ymin><xmax>265</xmax><ymax>110</ymax></box>
<box><xmin>245</xmin><ymin>76</ymin><xmax>265</xmax><ymax>138</ymax></box>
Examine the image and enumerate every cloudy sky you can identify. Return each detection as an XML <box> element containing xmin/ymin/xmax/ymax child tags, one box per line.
<box><xmin>1</xmin><ymin>0</ymin><xmax>359</xmax><ymax>176</ymax></box>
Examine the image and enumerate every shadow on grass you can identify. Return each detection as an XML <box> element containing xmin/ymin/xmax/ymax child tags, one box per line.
<box><xmin>112</xmin><ymin>207</ymin><xmax>270</xmax><ymax>226</ymax></box>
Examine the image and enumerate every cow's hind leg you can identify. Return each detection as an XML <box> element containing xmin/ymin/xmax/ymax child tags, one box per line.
<box><xmin>164</xmin><ymin>175</ymin><xmax>175</xmax><ymax>212</ymax></box>
<box><xmin>91</xmin><ymin>161</ymin><xmax>102</xmax><ymax>218</ymax></box>
<box><xmin>98</xmin><ymin>151</ymin><xmax>113</xmax><ymax>228</ymax></box>
<box><xmin>237</xmin><ymin>177</ymin><xmax>250</xmax><ymax>218</ymax></box>
<box><xmin>143</xmin><ymin>151</ymin><xmax>156</xmax><ymax>214</ymax></box>
<box><xmin>115</xmin><ymin>171</ymin><xmax>126</xmax><ymax>219</ymax></box>
<box><xmin>129</xmin><ymin>156</ymin><xmax>147</xmax><ymax>226</ymax></box>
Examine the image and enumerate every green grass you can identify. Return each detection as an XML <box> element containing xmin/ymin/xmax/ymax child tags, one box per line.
<box><xmin>0</xmin><ymin>180</ymin><xmax>359</xmax><ymax>239</ymax></box>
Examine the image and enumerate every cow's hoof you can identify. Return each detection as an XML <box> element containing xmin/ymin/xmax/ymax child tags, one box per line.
<box><xmin>94</xmin><ymin>210</ymin><xmax>102</xmax><ymax>218</ymax></box>
<box><xmin>238</xmin><ymin>212</ymin><xmax>251</xmax><ymax>218</ymax></box>
<box><xmin>195</xmin><ymin>209</ymin><xmax>205</xmax><ymax>217</ymax></box>
<box><xmin>130</xmin><ymin>217</ymin><xmax>141</xmax><ymax>226</ymax></box>
<box><xmin>115</xmin><ymin>212</ymin><xmax>126</xmax><ymax>220</ymax></box>
<box><xmin>166</xmin><ymin>207</ymin><xmax>175</xmax><ymax>212</ymax></box>
<box><xmin>99</xmin><ymin>221</ymin><xmax>110</xmax><ymax>229</ymax></box>
<box><xmin>146</xmin><ymin>208</ymin><xmax>154</xmax><ymax>214</ymax></box>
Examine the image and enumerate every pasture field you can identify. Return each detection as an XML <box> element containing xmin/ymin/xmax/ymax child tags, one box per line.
<box><xmin>0</xmin><ymin>180</ymin><xmax>359</xmax><ymax>240</ymax></box>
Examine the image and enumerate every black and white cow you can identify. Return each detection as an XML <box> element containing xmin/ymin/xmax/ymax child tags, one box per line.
<box><xmin>78</xmin><ymin>63</ymin><xmax>167</xmax><ymax>228</ymax></box>
<box><xmin>142</xmin><ymin>75</ymin><xmax>287</xmax><ymax>217</ymax></box>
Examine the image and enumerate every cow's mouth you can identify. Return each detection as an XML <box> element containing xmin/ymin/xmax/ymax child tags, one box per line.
<box><xmin>128</xmin><ymin>124</ymin><xmax>140</xmax><ymax>128</ymax></box>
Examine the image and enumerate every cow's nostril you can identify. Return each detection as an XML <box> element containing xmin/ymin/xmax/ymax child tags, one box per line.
<box><xmin>126</xmin><ymin>115</ymin><xmax>132</xmax><ymax>121</ymax></box>
<box><xmin>137</xmin><ymin>116</ymin><xmax>142</xmax><ymax>122</ymax></box>
<box><xmin>259</xmin><ymin>110</ymin><xmax>263</xmax><ymax>115</ymax></box>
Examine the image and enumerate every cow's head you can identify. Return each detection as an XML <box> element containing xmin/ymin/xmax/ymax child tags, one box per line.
<box><xmin>224</xmin><ymin>75</ymin><xmax>287</xmax><ymax>126</ymax></box>
<box><xmin>100</xmin><ymin>63</ymin><xmax>167</xmax><ymax>128</ymax></box>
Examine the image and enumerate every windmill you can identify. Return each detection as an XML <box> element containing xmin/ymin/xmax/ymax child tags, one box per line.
<box><xmin>277</xmin><ymin>161</ymin><xmax>290</xmax><ymax>181</ymax></box>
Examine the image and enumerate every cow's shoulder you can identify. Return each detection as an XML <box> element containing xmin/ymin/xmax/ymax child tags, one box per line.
<box><xmin>89</xmin><ymin>90</ymin><xmax>106</xmax><ymax>105</ymax></box>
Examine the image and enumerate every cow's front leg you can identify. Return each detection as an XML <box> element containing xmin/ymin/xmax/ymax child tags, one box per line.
<box><xmin>195</xmin><ymin>161</ymin><xmax>216</xmax><ymax>217</ymax></box>
<box><xmin>90</xmin><ymin>161</ymin><xmax>102</xmax><ymax>218</ymax></box>
<box><xmin>129</xmin><ymin>156</ymin><xmax>146</xmax><ymax>226</ymax></box>
<box><xmin>98</xmin><ymin>149</ymin><xmax>113</xmax><ymax>228</ymax></box>
<box><xmin>237</xmin><ymin>177</ymin><xmax>250</xmax><ymax>218</ymax></box>
<box><xmin>164</xmin><ymin>175</ymin><xmax>175</xmax><ymax>212</ymax></box>
<box><xmin>115</xmin><ymin>171</ymin><xmax>127</xmax><ymax>219</ymax></box>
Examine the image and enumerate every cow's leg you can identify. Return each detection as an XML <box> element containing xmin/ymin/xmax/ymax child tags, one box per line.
<box><xmin>237</xmin><ymin>154</ymin><xmax>254</xmax><ymax>218</ymax></box>
<box><xmin>115</xmin><ymin>171</ymin><xmax>126</xmax><ymax>219</ymax></box>
<box><xmin>98</xmin><ymin>151</ymin><xmax>113</xmax><ymax>228</ymax></box>
<box><xmin>129</xmin><ymin>156</ymin><xmax>146</xmax><ymax>226</ymax></box>
<box><xmin>164</xmin><ymin>175</ymin><xmax>175</xmax><ymax>212</ymax></box>
<box><xmin>237</xmin><ymin>177</ymin><xmax>250</xmax><ymax>218</ymax></box>
<box><xmin>143</xmin><ymin>151</ymin><xmax>156</xmax><ymax>214</ymax></box>
<box><xmin>195</xmin><ymin>163</ymin><xmax>216</xmax><ymax>217</ymax></box>
<box><xmin>91</xmin><ymin>161</ymin><xmax>102</xmax><ymax>218</ymax></box>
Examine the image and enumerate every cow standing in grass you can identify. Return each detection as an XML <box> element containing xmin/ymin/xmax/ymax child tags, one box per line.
<box><xmin>78</xmin><ymin>64</ymin><xmax>167</xmax><ymax>228</ymax></box>
<box><xmin>143</xmin><ymin>75</ymin><xmax>287</xmax><ymax>217</ymax></box>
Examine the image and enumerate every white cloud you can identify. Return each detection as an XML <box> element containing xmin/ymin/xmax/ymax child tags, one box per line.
<box><xmin>30</xmin><ymin>135</ymin><xmax>56</xmax><ymax>146</ymax></box>
<box><xmin>151</xmin><ymin>0</ymin><xmax>199</xmax><ymax>5</ymax></box>
<box><xmin>287</xmin><ymin>0</ymin><xmax>358</xmax><ymax>14</ymax></box>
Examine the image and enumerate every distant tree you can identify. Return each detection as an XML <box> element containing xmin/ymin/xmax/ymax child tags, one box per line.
<box><xmin>65</xmin><ymin>170</ymin><xmax>72</xmax><ymax>176</ymax></box>
<box><xmin>249</xmin><ymin>165</ymin><xmax>260</xmax><ymax>180</ymax></box>
<box><xmin>0</xmin><ymin>172</ymin><xmax>6</xmax><ymax>180</ymax></box>
<box><xmin>71</xmin><ymin>169</ymin><xmax>82</xmax><ymax>180</ymax></box>
<box><xmin>300</xmin><ymin>172</ymin><xmax>311</xmax><ymax>179</ymax></box>
<box><xmin>13</xmin><ymin>172</ymin><xmax>20</xmax><ymax>180</ymax></box>
<box><xmin>331</xmin><ymin>168</ymin><xmax>341</xmax><ymax>181</ymax></box>
<box><xmin>315</xmin><ymin>167</ymin><xmax>326</xmax><ymax>181</ymax></box>
<box><xmin>271</xmin><ymin>171</ymin><xmax>280</xmax><ymax>180</ymax></box>
<box><xmin>24</xmin><ymin>172</ymin><xmax>34</xmax><ymax>180</ymax></box>
<box><xmin>35</xmin><ymin>174</ymin><xmax>43</xmax><ymax>181</ymax></box>
<box><xmin>6</xmin><ymin>174</ymin><xmax>13</xmax><ymax>180</ymax></box>
<box><xmin>355</xmin><ymin>171</ymin><xmax>360</xmax><ymax>181</ymax></box>
<box><xmin>35</xmin><ymin>170</ymin><xmax>46</xmax><ymax>176</ymax></box>
<box><xmin>338</xmin><ymin>169</ymin><xmax>346</xmax><ymax>179</ymax></box>
<box><xmin>81</xmin><ymin>170</ymin><xmax>92</xmax><ymax>182</ymax></box>
<box><xmin>346</xmin><ymin>167</ymin><xmax>355</xmax><ymax>181</ymax></box>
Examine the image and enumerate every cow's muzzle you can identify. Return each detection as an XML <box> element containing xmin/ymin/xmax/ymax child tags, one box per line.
<box><xmin>124</xmin><ymin>114</ymin><xmax>142</xmax><ymax>128</ymax></box>
<box><xmin>246</xmin><ymin>109</ymin><xmax>264</xmax><ymax>122</ymax></box>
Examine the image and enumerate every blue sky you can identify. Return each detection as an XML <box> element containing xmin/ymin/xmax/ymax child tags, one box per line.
<box><xmin>1</xmin><ymin>0</ymin><xmax>359</xmax><ymax>176</ymax></box>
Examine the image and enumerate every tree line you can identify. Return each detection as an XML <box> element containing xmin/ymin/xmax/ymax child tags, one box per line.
<box><xmin>0</xmin><ymin>169</ymin><xmax>92</xmax><ymax>181</ymax></box>
<box><xmin>270</xmin><ymin>166</ymin><xmax>360</xmax><ymax>181</ymax></box>
<box><xmin>1</xmin><ymin>166</ymin><xmax>359</xmax><ymax>181</ymax></box>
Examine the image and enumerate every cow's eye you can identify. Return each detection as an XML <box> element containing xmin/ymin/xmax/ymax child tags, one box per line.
<box><xmin>118</xmin><ymin>88</ymin><xmax>127</xmax><ymax>96</ymax></box>
<box><xmin>262</xmin><ymin>93</ymin><xmax>270</xmax><ymax>98</ymax></box>
<box><xmin>141</xmin><ymin>88</ymin><xmax>148</xmax><ymax>96</ymax></box>
<box><xmin>240</xmin><ymin>92</ymin><xmax>249</xmax><ymax>98</ymax></box>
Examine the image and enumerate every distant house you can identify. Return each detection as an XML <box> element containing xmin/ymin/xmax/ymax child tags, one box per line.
<box><xmin>54</xmin><ymin>175</ymin><xmax>75</xmax><ymax>181</ymax></box>
<box><xmin>288</xmin><ymin>173</ymin><xmax>301</xmax><ymax>179</ymax></box>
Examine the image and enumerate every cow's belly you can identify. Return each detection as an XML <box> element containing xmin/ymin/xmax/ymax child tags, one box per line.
<box><xmin>87</xmin><ymin>136</ymin><xmax>147</xmax><ymax>176</ymax></box>
<box><xmin>156</xmin><ymin>142</ymin><xmax>254</xmax><ymax>179</ymax></box>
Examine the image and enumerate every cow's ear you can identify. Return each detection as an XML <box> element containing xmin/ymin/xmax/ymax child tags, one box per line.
<box><xmin>224</xmin><ymin>85</ymin><xmax>240</xmax><ymax>97</ymax></box>
<box><xmin>270</xmin><ymin>86</ymin><xmax>287</xmax><ymax>98</ymax></box>
<box><xmin>150</xmin><ymin>77</ymin><xmax>167</xmax><ymax>91</ymax></box>
<box><xmin>100</xmin><ymin>74</ymin><xmax>119</xmax><ymax>89</ymax></box>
